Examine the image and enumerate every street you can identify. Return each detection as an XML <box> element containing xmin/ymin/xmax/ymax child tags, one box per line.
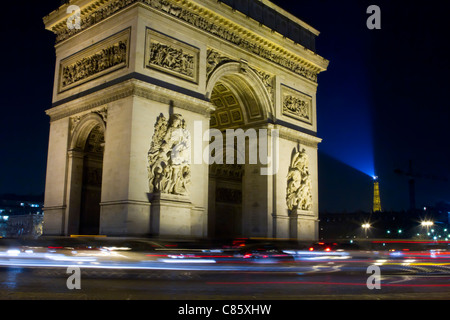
<box><xmin>0</xmin><ymin>237</ymin><xmax>449</xmax><ymax>300</ymax></box>
<box><xmin>0</xmin><ymin>268</ymin><xmax>448</xmax><ymax>300</ymax></box>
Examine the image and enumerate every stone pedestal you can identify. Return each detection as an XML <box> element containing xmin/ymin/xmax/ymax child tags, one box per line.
<box><xmin>150</xmin><ymin>193</ymin><xmax>194</xmax><ymax>237</ymax></box>
<box><xmin>289</xmin><ymin>209</ymin><xmax>319</xmax><ymax>240</ymax></box>
<box><xmin>271</xmin><ymin>214</ymin><xmax>290</xmax><ymax>238</ymax></box>
<box><xmin>100</xmin><ymin>200</ymin><xmax>151</xmax><ymax>236</ymax></box>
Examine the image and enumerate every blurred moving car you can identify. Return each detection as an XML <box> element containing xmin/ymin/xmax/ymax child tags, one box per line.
<box><xmin>234</xmin><ymin>243</ymin><xmax>295</xmax><ymax>263</ymax></box>
<box><xmin>308</xmin><ymin>242</ymin><xmax>338</xmax><ymax>252</ymax></box>
<box><xmin>0</xmin><ymin>237</ymin><xmax>174</xmax><ymax>263</ymax></box>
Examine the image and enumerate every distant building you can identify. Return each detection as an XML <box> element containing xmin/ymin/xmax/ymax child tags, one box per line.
<box><xmin>0</xmin><ymin>195</ymin><xmax>44</xmax><ymax>238</ymax></box>
<box><xmin>319</xmin><ymin>206</ymin><xmax>450</xmax><ymax>241</ymax></box>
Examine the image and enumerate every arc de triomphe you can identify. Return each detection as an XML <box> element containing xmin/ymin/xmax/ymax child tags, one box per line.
<box><xmin>42</xmin><ymin>0</ymin><xmax>329</xmax><ymax>239</ymax></box>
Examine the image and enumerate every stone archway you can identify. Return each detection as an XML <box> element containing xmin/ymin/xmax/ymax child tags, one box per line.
<box><xmin>66</xmin><ymin>113</ymin><xmax>106</xmax><ymax>235</ymax></box>
<box><xmin>206</xmin><ymin>62</ymin><xmax>274</xmax><ymax>122</ymax></box>
<box><xmin>79</xmin><ymin>123</ymin><xmax>104</xmax><ymax>234</ymax></box>
<box><xmin>207</xmin><ymin>63</ymin><xmax>274</xmax><ymax>238</ymax></box>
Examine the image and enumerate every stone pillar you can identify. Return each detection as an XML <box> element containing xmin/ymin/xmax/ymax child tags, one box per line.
<box><xmin>43</xmin><ymin>118</ymin><xmax>70</xmax><ymax>236</ymax></box>
<box><xmin>65</xmin><ymin>150</ymin><xmax>84</xmax><ymax>235</ymax></box>
<box><xmin>98</xmin><ymin>92</ymin><xmax>210</xmax><ymax>237</ymax></box>
<box><xmin>99</xmin><ymin>96</ymin><xmax>153</xmax><ymax>236</ymax></box>
<box><xmin>242</xmin><ymin>163</ymin><xmax>269</xmax><ymax>237</ymax></box>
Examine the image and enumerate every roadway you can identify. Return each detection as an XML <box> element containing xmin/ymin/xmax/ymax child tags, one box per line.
<box><xmin>0</xmin><ymin>237</ymin><xmax>449</xmax><ymax>300</ymax></box>
<box><xmin>1</xmin><ymin>266</ymin><xmax>449</xmax><ymax>300</ymax></box>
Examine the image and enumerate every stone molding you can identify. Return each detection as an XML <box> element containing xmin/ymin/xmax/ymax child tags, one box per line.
<box><xmin>46</xmin><ymin>78</ymin><xmax>215</xmax><ymax>122</ymax></box>
<box><xmin>100</xmin><ymin>199</ymin><xmax>152</xmax><ymax>207</ymax></box>
<box><xmin>276</xmin><ymin>125</ymin><xmax>321</xmax><ymax>148</ymax></box>
<box><xmin>69</xmin><ymin>107</ymin><xmax>108</xmax><ymax>136</ymax></box>
<box><xmin>42</xmin><ymin>205</ymin><xmax>67</xmax><ymax>211</ymax></box>
<box><xmin>228</xmin><ymin>122</ymin><xmax>322</xmax><ymax>148</ymax></box>
<box><xmin>150</xmin><ymin>192</ymin><xmax>192</xmax><ymax>205</ymax></box>
<box><xmin>45</xmin><ymin>0</ymin><xmax>328</xmax><ymax>83</ymax></box>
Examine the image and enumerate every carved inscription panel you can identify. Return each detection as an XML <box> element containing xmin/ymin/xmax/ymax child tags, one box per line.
<box><xmin>59</xmin><ymin>28</ymin><xmax>130</xmax><ymax>93</ymax></box>
<box><xmin>281</xmin><ymin>85</ymin><xmax>313</xmax><ymax>125</ymax></box>
<box><xmin>145</xmin><ymin>28</ymin><xmax>199</xmax><ymax>84</ymax></box>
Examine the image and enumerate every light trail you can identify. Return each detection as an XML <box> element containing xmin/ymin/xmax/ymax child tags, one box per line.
<box><xmin>206</xmin><ymin>280</ymin><xmax>450</xmax><ymax>287</ymax></box>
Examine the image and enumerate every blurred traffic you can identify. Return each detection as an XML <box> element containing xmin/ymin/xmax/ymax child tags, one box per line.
<box><xmin>0</xmin><ymin>236</ymin><xmax>449</xmax><ymax>276</ymax></box>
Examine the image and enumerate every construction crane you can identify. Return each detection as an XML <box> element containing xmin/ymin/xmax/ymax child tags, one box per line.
<box><xmin>394</xmin><ymin>160</ymin><xmax>448</xmax><ymax>212</ymax></box>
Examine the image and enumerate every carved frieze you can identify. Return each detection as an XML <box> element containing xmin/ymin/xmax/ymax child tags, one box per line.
<box><xmin>145</xmin><ymin>28</ymin><xmax>199</xmax><ymax>83</ymax></box>
<box><xmin>70</xmin><ymin>107</ymin><xmax>108</xmax><ymax>136</ymax></box>
<box><xmin>53</xmin><ymin>0</ymin><xmax>137</xmax><ymax>43</ymax></box>
<box><xmin>70</xmin><ymin>116</ymin><xmax>82</xmax><ymax>136</ymax></box>
<box><xmin>281</xmin><ymin>85</ymin><xmax>313</xmax><ymax>125</ymax></box>
<box><xmin>59</xmin><ymin>28</ymin><xmax>130</xmax><ymax>93</ymax></box>
<box><xmin>147</xmin><ymin>113</ymin><xmax>192</xmax><ymax>196</ymax></box>
<box><xmin>52</xmin><ymin>0</ymin><xmax>320</xmax><ymax>83</ymax></box>
<box><xmin>250</xmin><ymin>66</ymin><xmax>275</xmax><ymax>104</ymax></box>
<box><xmin>286</xmin><ymin>148</ymin><xmax>313</xmax><ymax>212</ymax></box>
<box><xmin>206</xmin><ymin>49</ymin><xmax>234</xmax><ymax>78</ymax></box>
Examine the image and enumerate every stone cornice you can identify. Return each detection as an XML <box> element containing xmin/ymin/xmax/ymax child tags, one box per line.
<box><xmin>237</xmin><ymin>122</ymin><xmax>322</xmax><ymax>148</ymax></box>
<box><xmin>46</xmin><ymin>78</ymin><xmax>215</xmax><ymax>122</ymax></box>
<box><xmin>193</xmin><ymin>0</ymin><xmax>327</xmax><ymax>71</ymax></box>
<box><xmin>275</xmin><ymin>124</ymin><xmax>322</xmax><ymax>148</ymax></box>
<box><xmin>44</xmin><ymin>0</ymin><xmax>328</xmax><ymax>82</ymax></box>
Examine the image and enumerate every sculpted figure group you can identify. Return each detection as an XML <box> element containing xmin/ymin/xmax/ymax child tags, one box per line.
<box><xmin>286</xmin><ymin>148</ymin><xmax>313</xmax><ymax>212</ymax></box>
<box><xmin>147</xmin><ymin>114</ymin><xmax>192</xmax><ymax>196</ymax></box>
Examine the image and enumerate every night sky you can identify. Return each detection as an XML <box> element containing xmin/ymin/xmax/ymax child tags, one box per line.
<box><xmin>0</xmin><ymin>0</ymin><xmax>449</xmax><ymax>213</ymax></box>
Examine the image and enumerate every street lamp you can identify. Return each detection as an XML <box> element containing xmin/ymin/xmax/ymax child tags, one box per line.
<box><xmin>420</xmin><ymin>221</ymin><xmax>434</xmax><ymax>240</ymax></box>
<box><xmin>362</xmin><ymin>223</ymin><xmax>371</xmax><ymax>239</ymax></box>
<box><xmin>421</xmin><ymin>221</ymin><xmax>434</xmax><ymax>227</ymax></box>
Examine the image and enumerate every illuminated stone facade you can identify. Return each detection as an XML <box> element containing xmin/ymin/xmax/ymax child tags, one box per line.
<box><xmin>42</xmin><ymin>0</ymin><xmax>328</xmax><ymax>239</ymax></box>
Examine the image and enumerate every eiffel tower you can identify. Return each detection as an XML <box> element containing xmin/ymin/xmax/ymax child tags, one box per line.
<box><xmin>373</xmin><ymin>176</ymin><xmax>382</xmax><ymax>212</ymax></box>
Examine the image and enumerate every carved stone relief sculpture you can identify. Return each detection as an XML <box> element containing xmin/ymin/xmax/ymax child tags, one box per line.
<box><xmin>281</xmin><ymin>85</ymin><xmax>313</xmax><ymax>125</ymax></box>
<box><xmin>206</xmin><ymin>49</ymin><xmax>233</xmax><ymax>78</ymax></box>
<box><xmin>147</xmin><ymin>113</ymin><xmax>192</xmax><ymax>196</ymax></box>
<box><xmin>59</xmin><ymin>28</ymin><xmax>130</xmax><ymax>92</ymax></box>
<box><xmin>250</xmin><ymin>66</ymin><xmax>275</xmax><ymax>105</ymax></box>
<box><xmin>145</xmin><ymin>28</ymin><xmax>199</xmax><ymax>83</ymax></box>
<box><xmin>286</xmin><ymin>148</ymin><xmax>313</xmax><ymax>212</ymax></box>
